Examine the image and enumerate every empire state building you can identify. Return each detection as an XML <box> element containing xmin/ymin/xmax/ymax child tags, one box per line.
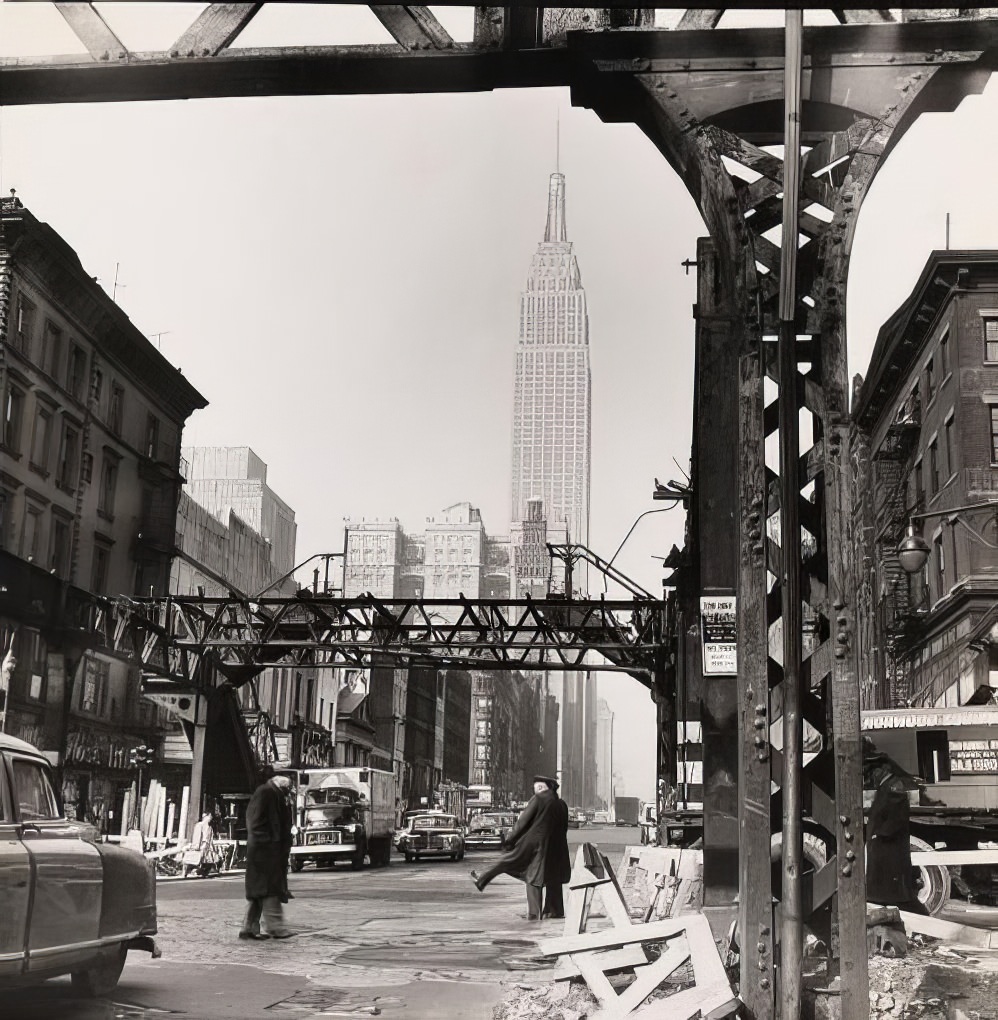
<box><xmin>511</xmin><ymin>172</ymin><xmax>591</xmax><ymax>561</ymax></box>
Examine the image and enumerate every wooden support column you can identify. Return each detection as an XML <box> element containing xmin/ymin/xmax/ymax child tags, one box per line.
<box><xmin>184</xmin><ymin>684</ymin><xmax>210</xmax><ymax>841</ymax></box>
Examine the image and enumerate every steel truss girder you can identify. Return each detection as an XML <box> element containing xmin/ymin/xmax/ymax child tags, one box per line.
<box><xmin>88</xmin><ymin>594</ymin><xmax>666</xmax><ymax>686</ymax></box>
<box><xmin>3</xmin><ymin>8</ymin><xmax>997</xmax><ymax>108</ymax></box>
<box><xmin>569</xmin><ymin>16</ymin><xmax>998</xmax><ymax>1020</ymax></box>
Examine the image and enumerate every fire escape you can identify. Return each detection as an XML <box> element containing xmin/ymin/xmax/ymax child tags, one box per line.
<box><xmin>873</xmin><ymin>388</ymin><xmax>929</xmax><ymax>706</ymax></box>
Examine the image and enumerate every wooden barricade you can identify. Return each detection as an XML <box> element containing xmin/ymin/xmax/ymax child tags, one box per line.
<box><xmin>538</xmin><ymin>844</ymin><xmax>738</xmax><ymax>1020</ymax></box>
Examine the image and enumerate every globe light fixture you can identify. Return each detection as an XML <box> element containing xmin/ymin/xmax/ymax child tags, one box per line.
<box><xmin>896</xmin><ymin>523</ymin><xmax>931</xmax><ymax>574</ymax></box>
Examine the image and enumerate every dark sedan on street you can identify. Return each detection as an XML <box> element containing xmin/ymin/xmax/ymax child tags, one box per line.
<box><xmin>464</xmin><ymin>811</ymin><xmax>517</xmax><ymax>851</ymax></box>
<box><xmin>396</xmin><ymin>812</ymin><xmax>465</xmax><ymax>862</ymax></box>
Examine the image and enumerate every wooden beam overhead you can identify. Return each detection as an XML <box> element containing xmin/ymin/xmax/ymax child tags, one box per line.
<box><xmin>54</xmin><ymin>2</ymin><xmax>127</xmax><ymax>60</ymax></box>
<box><xmin>370</xmin><ymin>6</ymin><xmax>455</xmax><ymax>51</ymax></box>
<box><xmin>169</xmin><ymin>3</ymin><xmax>263</xmax><ymax>57</ymax></box>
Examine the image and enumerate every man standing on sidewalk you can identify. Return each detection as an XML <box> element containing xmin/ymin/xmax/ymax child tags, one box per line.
<box><xmin>240</xmin><ymin>766</ymin><xmax>296</xmax><ymax>940</ymax></box>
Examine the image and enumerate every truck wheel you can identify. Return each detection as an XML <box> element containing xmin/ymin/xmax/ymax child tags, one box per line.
<box><xmin>290</xmin><ymin>858</ymin><xmax>305</xmax><ymax>873</ymax></box>
<box><xmin>352</xmin><ymin>841</ymin><xmax>366</xmax><ymax>871</ymax></box>
<box><xmin>910</xmin><ymin>835</ymin><xmax>951</xmax><ymax>915</ymax></box>
<box><xmin>71</xmin><ymin>943</ymin><xmax>127</xmax><ymax>997</ymax></box>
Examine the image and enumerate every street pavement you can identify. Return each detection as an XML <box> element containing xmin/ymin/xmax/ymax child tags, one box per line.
<box><xmin>5</xmin><ymin>824</ymin><xmax>639</xmax><ymax>1020</ymax></box>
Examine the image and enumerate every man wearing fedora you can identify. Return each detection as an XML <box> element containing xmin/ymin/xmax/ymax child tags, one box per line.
<box><xmin>470</xmin><ymin>775</ymin><xmax>571</xmax><ymax>921</ymax></box>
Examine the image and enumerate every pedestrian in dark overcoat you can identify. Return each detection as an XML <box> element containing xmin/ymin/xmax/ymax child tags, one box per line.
<box><xmin>863</xmin><ymin>739</ymin><xmax>928</xmax><ymax>915</ymax></box>
<box><xmin>542</xmin><ymin>780</ymin><xmax>571</xmax><ymax>919</ymax></box>
<box><xmin>470</xmin><ymin>776</ymin><xmax>569</xmax><ymax>920</ymax></box>
<box><xmin>240</xmin><ymin>768</ymin><xmax>296</xmax><ymax>940</ymax></box>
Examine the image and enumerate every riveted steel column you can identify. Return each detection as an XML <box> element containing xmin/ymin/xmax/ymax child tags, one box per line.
<box><xmin>778</xmin><ymin>11</ymin><xmax>805</xmax><ymax>1018</ymax></box>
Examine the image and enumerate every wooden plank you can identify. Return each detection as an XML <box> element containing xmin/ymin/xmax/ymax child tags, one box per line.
<box><xmin>899</xmin><ymin>910</ymin><xmax>993</xmax><ymax>949</ymax></box>
<box><xmin>54</xmin><ymin>3</ymin><xmax>127</xmax><ymax>59</ymax></box>
<box><xmin>608</xmin><ymin>941</ymin><xmax>692</xmax><ymax>1018</ymax></box>
<box><xmin>912</xmin><ymin>849</ymin><xmax>998</xmax><ymax>866</ymax></box>
<box><xmin>574</xmin><ymin>951</ymin><xmax>620</xmax><ymax>1011</ymax></box>
<box><xmin>170</xmin><ymin>4</ymin><xmax>262</xmax><ymax>57</ymax></box>
<box><xmin>540</xmin><ymin>917</ymin><xmax>692</xmax><ymax>957</ymax></box>
<box><xmin>371</xmin><ymin>6</ymin><xmax>455</xmax><ymax>50</ymax></box>
<box><xmin>555</xmin><ymin>945</ymin><xmax>649</xmax><ymax>980</ymax></box>
<box><xmin>676</xmin><ymin>10</ymin><xmax>724</xmax><ymax>31</ymax></box>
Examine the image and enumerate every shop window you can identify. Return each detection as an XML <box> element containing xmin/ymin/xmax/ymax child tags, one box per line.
<box><xmin>916</xmin><ymin>730</ymin><xmax>951</xmax><ymax>783</ymax></box>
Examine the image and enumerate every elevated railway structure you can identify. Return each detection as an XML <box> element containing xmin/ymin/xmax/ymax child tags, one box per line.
<box><xmin>9</xmin><ymin>6</ymin><xmax>998</xmax><ymax>1018</ymax></box>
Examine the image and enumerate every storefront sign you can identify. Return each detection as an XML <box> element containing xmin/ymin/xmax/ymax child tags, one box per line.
<box><xmin>700</xmin><ymin>595</ymin><xmax>737</xmax><ymax>676</ymax></box>
<box><xmin>949</xmin><ymin>739</ymin><xmax>998</xmax><ymax>774</ymax></box>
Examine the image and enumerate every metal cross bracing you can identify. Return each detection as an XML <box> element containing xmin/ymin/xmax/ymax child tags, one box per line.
<box><xmin>9</xmin><ymin>8</ymin><xmax>998</xmax><ymax>1020</ymax></box>
<box><xmin>87</xmin><ymin>593</ymin><xmax>668</xmax><ymax>687</ymax></box>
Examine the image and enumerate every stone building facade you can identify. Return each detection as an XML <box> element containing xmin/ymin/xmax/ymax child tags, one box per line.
<box><xmin>0</xmin><ymin>193</ymin><xmax>206</xmax><ymax>832</ymax></box>
<box><xmin>852</xmin><ymin>250</ymin><xmax>998</xmax><ymax>710</ymax></box>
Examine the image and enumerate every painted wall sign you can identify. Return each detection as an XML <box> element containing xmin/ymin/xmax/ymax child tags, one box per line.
<box><xmin>701</xmin><ymin>595</ymin><xmax>737</xmax><ymax>676</ymax></box>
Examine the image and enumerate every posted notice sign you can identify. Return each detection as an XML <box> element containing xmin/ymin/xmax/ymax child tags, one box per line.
<box><xmin>701</xmin><ymin>595</ymin><xmax>737</xmax><ymax>675</ymax></box>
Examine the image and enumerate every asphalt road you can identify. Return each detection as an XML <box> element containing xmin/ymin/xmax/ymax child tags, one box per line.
<box><xmin>5</xmin><ymin>824</ymin><xmax>641</xmax><ymax>1020</ymax></box>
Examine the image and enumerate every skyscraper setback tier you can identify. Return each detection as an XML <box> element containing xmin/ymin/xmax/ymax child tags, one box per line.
<box><xmin>511</xmin><ymin>172</ymin><xmax>592</xmax><ymax>552</ymax></box>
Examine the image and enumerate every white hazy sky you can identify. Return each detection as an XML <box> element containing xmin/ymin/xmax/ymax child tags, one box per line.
<box><xmin>3</xmin><ymin>7</ymin><xmax>998</xmax><ymax>800</ymax></box>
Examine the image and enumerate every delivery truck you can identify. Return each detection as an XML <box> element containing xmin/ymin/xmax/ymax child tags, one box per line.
<box><xmin>290</xmin><ymin>766</ymin><xmax>395</xmax><ymax>871</ymax></box>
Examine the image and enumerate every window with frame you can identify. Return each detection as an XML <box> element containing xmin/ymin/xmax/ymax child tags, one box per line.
<box><xmin>2</xmin><ymin>383</ymin><xmax>25</xmax><ymax>454</ymax></box>
<box><xmin>40</xmin><ymin>321</ymin><xmax>63</xmax><ymax>380</ymax></box>
<box><xmin>81</xmin><ymin>451</ymin><xmax>93</xmax><ymax>485</ymax></box>
<box><xmin>92</xmin><ymin>369</ymin><xmax>103</xmax><ymax>407</ymax></box>
<box><xmin>944</xmin><ymin>413</ymin><xmax>956</xmax><ymax>479</ymax></box>
<box><xmin>56</xmin><ymin>422</ymin><xmax>79</xmax><ymax>491</ymax></box>
<box><xmin>985</xmin><ymin>317</ymin><xmax>998</xmax><ymax>363</ymax></box>
<box><xmin>13</xmin><ymin>293</ymin><xmax>36</xmax><ymax>356</ymax></box>
<box><xmin>940</xmin><ymin>328</ymin><xmax>950</xmax><ymax>378</ymax></box>
<box><xmin>91</xmin><ymin>540</ymin><xmax>111</xmax><ymax>595</ymax></box>
<box><xmin>29</xmin><ymin>405</ymin><xmax>52</xmax><ymax>473</ymax></box>
<box><xmin>49</xmin><ymin>514</ymin><xmax>71</xmax><ymax>577</ymax></box>
<box><xmin>22</xmin><ymin>505</ymin><xmax>44</xmax><ymax>562</ymax></box>
<box><xmin>992</xmin><ymin>406</ymin><xmax>998</xmax><ymax>464</ymax></box>
<box><xmin>913</xmin><ymin>459</ymin><xmax>924</xmax><ymax>505</ymax></box>
<box><xmin>108</xmin><ymin>382</ymin><xmax>124</xmax><ymax>435</ymax></box>
<box><xmin>97</xmin><ymin>455</ymin><xmax>118</xmax><ymax>518</ymax></box>
<box><xmin>929</xmin><ymin>438</ymin><xmax>940</xmax><ymax>494</ymax></box>
<box><xmin>145</xmin><ymin>414</ymin><xmax>160</xmax><ymax>459</ymax></box>
<box><xmin>934</xmin><ymin>533</ymin><xmax>946</xmax><ymax>591</ymax></box>
<box><xmin>925</xmin><ymin>357</ymin><xmax>936</xmax><ymax>401</ymax></box>
<box><xmin>67</xmin><ymin>343</ymin><xmax>88</xmax><ymax>401</ymax></box>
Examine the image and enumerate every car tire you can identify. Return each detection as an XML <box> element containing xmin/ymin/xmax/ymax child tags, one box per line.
<box><xmin>290</xmin><ymin>858</ymin><xmax>305</xmax><ymax>873</ymax></box>
<box><xmin>71</xmin><ymin>943</ymin><xmax>127</xmax><ymax>998</ymax></box>
<box><xmin>910</xmin><ymin>835</ymin><xmax>951</xmax><ymax>915</ymax></box>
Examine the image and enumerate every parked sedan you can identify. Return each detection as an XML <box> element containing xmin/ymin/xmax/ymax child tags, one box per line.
<box><xmin>0</xmin><ymin>732</ymin><xmax>160</xmax><ymax>996</ymax></box>
<box><xmin>396</xmin><ymin>812</ymin><xmax>465</xmax><ymax>862</ymax></box>
<box><xmin>464</xmin><ymin>811</ymin><xmax>517</xmax><ymax>851</ymax></box>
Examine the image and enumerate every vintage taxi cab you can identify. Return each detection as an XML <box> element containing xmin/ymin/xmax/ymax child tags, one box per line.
<box><xmin>396</xmin><ymin>812</ymin><xmax>465</xmax><ymax>862</ymax></box>
<box><xmin>0</xmin><ymin>732</ymin><xmax>159</xmax><ymax>996</ymax></box>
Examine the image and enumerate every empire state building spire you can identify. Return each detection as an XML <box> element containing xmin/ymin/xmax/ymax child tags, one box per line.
<box><xmin>511</xmin><ymin>171</ymin><xmax>591</xmax><ymax>553</ymax></box>
<box><xmin>544</xmin><ymin>173</ymin><xmax>568</xmax><ymax>243</ymax></box>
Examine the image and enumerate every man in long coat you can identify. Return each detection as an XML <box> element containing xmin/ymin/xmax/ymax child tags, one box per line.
<box><xmin>542</xmin><ymin>779</ymin><xmax>571</xmax><ymax>919</ymax></box>
<box><xmin>240</xmin><ymin>768</ymin><xmax>296</xmax><ymax>940</ymax></box>
<box><xmin>470</xmin><ymin>776</ymin><xmax>572</xmax><ymax>921</ymax></box>
<box><xmin>863</xmin><ymin>738</ymin><xmax>928</xmax><ymax>915</ymax></box>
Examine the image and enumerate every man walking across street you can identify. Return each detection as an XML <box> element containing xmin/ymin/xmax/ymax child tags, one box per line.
<box><xmin>470</xmin><ymin>775</ymin><xmax>570</xmax><ymax>921</ymax></box>
<box><xmin>240</xmin><ymin>766</ymin><xmax>296</xmax><ymax>940</ymax></box>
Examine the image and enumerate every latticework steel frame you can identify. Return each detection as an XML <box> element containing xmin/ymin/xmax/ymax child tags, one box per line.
<box><xmin>87</xmin><ymin>594</ymin><xmax>666</xmax><ymax>685</ymax></box>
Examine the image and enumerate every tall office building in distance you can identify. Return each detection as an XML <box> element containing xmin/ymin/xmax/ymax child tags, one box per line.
<box><xmin>511</xmin><ymin>172</ymin><xmax>591</xmax><ymax>554</ymax></box>
<box><xmin>511</xmin><ymin>171</ymin><xmax>593</xmax><ymax>808</ymax></box>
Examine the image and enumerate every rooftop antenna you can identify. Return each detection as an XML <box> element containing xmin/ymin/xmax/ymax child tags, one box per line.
<box><xmin>556</xmin><ymin>109</ymin><xmax>560</xmax><ymax>174</ymax></box>
<box><xmin>150</xmin><ymin>331</ymin><xmax>171</xmax><ymax>350</ymax></box>
<box><xmin>112</xmin><ymin>262</ymin><xmax>126</xmax><ymax>304</ymax></box>
<box><xmin>945</xmin><ymin>212</ymin><xmax>951</xmax><ymax>251</ymax></box>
